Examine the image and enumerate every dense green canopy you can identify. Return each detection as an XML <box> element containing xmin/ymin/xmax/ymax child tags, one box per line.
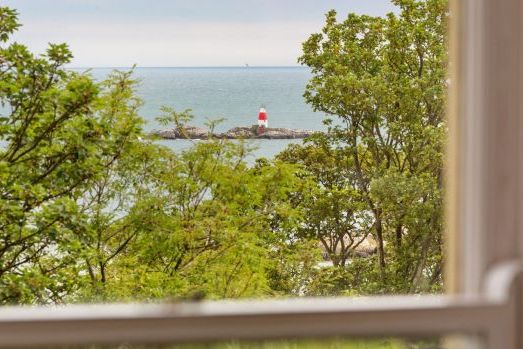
<box><xmin>0</xmin><ymin>0</ymin><xmax>447</xmax><ymax>304</ymax></box>
<box><xmin>293</xmin><ymin>0</ymin><xmax>447</xmax><ymax>293</ymax></box>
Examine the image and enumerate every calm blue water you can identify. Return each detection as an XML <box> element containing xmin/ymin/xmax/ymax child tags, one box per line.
<box><xmin>80</xmin><ymin>67</ymin><xmax>327</xmax><ymax>159</ymax></box>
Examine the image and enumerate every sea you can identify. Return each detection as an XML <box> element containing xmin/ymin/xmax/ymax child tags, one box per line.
<box><xmin>80</xmin><ymin>67</ymin><xmax>327</xmax><ymax>160</ymax></box>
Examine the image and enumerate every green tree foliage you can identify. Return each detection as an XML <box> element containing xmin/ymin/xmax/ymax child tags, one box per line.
<box><xmin>77</xmin><ymin>132</ymin><xmax>315</xmax><ymax>301</ymax></box>
<box><xmin>290</xmin><ymin>0</ymin><xmax>447</xmax><ymax>293</ymax></box>
<box><xmin>0</xmin><ymin>7</ymin><xmax>319</xmax><ymax>304</ymax></box>
<box><xmin>0</xmin><ymin>0</ymin><xmax>448</xmax><ymax>305</ymax></box>
<box><xmin>0</xmin><ymin>8</ymin><xmax>144</xmax><ymax>303</ymax></box>
<box><xmin>279</xmin><ymin>136</ymin><xmax>372</xmax><ymax>269</ymax></box>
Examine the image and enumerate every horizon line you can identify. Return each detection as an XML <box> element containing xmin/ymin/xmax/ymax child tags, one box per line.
<box><xmin>66</xmin><ymin>65</ymin><xmax>306</xmax><ymax>69</ymax></box>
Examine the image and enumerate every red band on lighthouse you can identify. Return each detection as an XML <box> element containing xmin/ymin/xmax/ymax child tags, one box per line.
<box><xmin>258</xmin><ymin>107</ymin><xmax>268</xmax><ymax>128</ymax></box>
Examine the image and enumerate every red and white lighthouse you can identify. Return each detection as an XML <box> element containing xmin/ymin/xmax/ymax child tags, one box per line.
<box><xmin>257</xmin><ymin>107</ymin><xmax>268</xmax><ymax>128</ymax></box>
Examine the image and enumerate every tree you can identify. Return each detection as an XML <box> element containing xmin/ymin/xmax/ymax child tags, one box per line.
<box><xmin>296</xmin><ymin>0</ymin><xmax>447</xmax><ymax>293</ymax></box>
<box><xmin>278</xmin><ymin>135</ymin><xmax>374</xmax><ymax>268</ymax></box>
<box><xmin>0</xmin><ymin>7</ymin><xmax>319</xmax><ymax>303</ymax></box>
<box><xmin>0</xmin><ymin>7</ymin><xmax>144</xmax><ymax>303</ymax></box>
<box><xmin>71</xmin><ymin>106</ymin><xmax>319</xmax><ymax>301</ymax></box>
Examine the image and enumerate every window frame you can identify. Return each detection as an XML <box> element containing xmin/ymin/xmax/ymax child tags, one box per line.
<box><xmin>0</xmin><ymin>0</ymin><xmax>522</xmax><ymax>347</ymax></box>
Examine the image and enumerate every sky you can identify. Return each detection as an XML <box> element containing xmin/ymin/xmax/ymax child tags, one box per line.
<box><xmin>4</xmin><ymin>0</ymin><xmax>396</xmax><ymax>67</ymax></box>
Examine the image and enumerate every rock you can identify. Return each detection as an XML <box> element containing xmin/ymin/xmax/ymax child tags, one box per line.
<box><xmin>152</xmin><ymin>124</ymin><xmax>317</xmax><ymax>140</ymax></box>
<box><xmin>219</xmin><ymin>126</ymin><xmax>258</xmax><ymax>139</ymax></box>
<box><xmin>152</xmin><ymin>125</ymin><xmax>209</xmax><ymax>139</ymax></box>
<box><xmin>152</xmin><ymin>129</ymin><xmax>177</xmax><ymax>139</ymax></box>
<box><xmin>255</xmin><ymin>127</ymin><xmax>314</xmax><ymax>139</ymax></box>
<box><xmin>181</xmin><ymin>125</ymin><xmax>209</xmax><ymax>139</ymax></box>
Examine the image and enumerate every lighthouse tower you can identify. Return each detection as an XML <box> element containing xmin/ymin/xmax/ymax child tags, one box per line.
<box><xmin>257</xmin><ymin>107</ymin><xmax>268</xmax><ymax>132</ymax></box>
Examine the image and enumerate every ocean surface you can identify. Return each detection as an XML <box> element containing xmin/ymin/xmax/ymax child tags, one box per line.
<box><xmin>80</xmin><ymin>67</ymin><xmax>327</xmax><ymax>159</ymax></box>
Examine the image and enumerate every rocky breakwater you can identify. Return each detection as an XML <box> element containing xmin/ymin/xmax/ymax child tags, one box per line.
<box><xmin>153</xmin><ymin>125</ymin><xmax>209</xmax><ymax>139</ymax></box>
<box><xmin>152</xmin><ymin>125</ymin><xmax>316</xmax><ymax>140</ymax></box>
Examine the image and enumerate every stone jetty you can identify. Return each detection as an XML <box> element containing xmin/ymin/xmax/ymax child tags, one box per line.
<box><xmin>152</xmin><ymin>125</ymin><xmax>316</xmax><ymax>140</ymax></box>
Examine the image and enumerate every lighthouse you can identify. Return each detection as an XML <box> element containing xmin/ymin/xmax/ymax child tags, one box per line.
<box><xmin>257</xmin><ymin>107</ymin><xmax>268</xmax><ymax>134</ymax></box>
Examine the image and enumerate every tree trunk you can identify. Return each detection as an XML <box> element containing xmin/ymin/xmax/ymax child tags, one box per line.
<box><xmin>374</xmin><ymin>210</ymin><xmax>386</xmax><ymax>279</ymax></box>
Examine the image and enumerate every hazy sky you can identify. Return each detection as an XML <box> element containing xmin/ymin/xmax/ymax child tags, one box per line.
<box><xmin>4</xmin><ymin>0</ymin><xmax>396</xmax><ymax>67</ymax></box>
